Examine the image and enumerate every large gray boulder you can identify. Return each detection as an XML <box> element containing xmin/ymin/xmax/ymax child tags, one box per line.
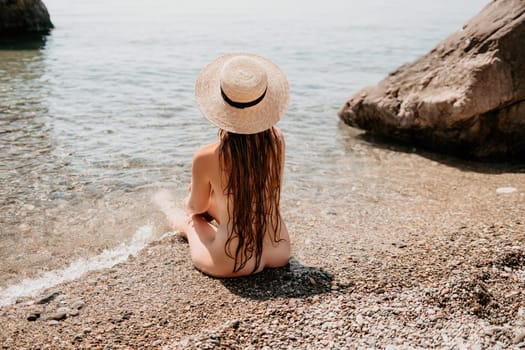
<box><xmin>339</xmin><ymin>0</ymin><xmax>525</xmax><ymax>160</ymax></box>
<box><xmin>0</xmin><ymin>0</ymin><xmax>53</xmax><ymax>35</ymax></box>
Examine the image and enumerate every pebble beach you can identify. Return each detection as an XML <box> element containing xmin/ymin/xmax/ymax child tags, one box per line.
<box><xmin>1</xmin><ymin>141</ymin><xmax>524</xmax><ymax>349</ymax></box>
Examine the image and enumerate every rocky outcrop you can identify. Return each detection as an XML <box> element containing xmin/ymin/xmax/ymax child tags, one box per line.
<box><xmin>339</xmin><ymin>0</ymin><xmax>525</xmax><ymax>160</ymax></box>
<box><xmin>0</xmin><ymin>0</ymin><xmax>53</xmax><ymax>35</ymax></box>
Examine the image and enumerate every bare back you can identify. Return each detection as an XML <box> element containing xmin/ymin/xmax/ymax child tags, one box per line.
<box><xmin>185</xmin><ymin>128</ymin><xmax>290</xmax><ymax>277</ymax></box>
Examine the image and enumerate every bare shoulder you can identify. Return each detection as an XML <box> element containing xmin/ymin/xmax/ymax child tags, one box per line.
<box><xmin>193</xmin><ymin>141</ymin><xmax>220</xmax><ymax>162</ymax></box>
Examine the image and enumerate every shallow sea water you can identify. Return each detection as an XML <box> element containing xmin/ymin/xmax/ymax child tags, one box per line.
<box><xmin>3</xmin><ymin>0</ymin><xmax>523</xmax><ymax>303</ymax></box>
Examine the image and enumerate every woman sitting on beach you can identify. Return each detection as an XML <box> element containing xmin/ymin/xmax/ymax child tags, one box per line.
<box><xmin>158</xmin><ymin>53</ymin><xmax>291</xmax><ymax>277</ymax></box>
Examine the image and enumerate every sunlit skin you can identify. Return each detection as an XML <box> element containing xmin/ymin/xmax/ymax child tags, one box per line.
<box><xmin>155</xmin><ymin>127</ymin><xmax>290</xmax><ymax>278</ymax></box>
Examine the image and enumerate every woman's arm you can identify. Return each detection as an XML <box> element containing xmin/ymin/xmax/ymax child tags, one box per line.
<box><xmin>186</xmin><ymin>148</ymin><xmax>212</xmax><ymax>215</ymax></box>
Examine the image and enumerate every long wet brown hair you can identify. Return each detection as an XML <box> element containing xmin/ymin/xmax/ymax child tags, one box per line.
<box><xmin>219</xmin><ymin>126</ymin><xmax>284</xmax><ymax>273</ymax></box>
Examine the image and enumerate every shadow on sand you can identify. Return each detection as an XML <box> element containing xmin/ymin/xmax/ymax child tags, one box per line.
<box><xmin>220</xmin><ymin>258</ymin><xmax>337</xmax><ymax>300</ymax></box>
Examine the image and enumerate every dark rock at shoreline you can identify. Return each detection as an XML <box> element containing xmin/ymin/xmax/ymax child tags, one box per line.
<box><xmin>36</xmin><ymin>291</ymin><xmax>60</xmax><ymax>304</ymax></box>
<box><xmin>0</xmin><ymin>0</ymin><xmax>53</xmax><ymax>36</ymax></box>
<box><xmin>339</xmin><ymin>0</ymin><xmax>525</xmax><ymax>160</ymax></box>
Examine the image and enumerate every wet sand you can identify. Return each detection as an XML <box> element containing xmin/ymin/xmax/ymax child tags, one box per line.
<box><xmin>1</xmin><ymin>133</ymin><xmax>524</xmax><ymax>349</ymax></box>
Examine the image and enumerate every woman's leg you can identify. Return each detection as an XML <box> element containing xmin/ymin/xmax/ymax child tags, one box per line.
<box><xmin>183</xmin><ymin>214</ymin><xmax>225</xmax><ymax>276</ymax></box>
<box><xmin>153</xmin><ymin>190</ymin><xmax>231</xmax><ymax>276</ymax></box>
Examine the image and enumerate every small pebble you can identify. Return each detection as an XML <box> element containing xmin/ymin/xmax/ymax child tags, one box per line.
<box><xmin>36</xmin><ymin>292</ymin><xmax>60</xmax><ymax>305</ymax></box>
<box><xmin>73</xmin><ymin>335</ymin><xmax>83</xmax><ymax>343</ymax></box>
<box><xmin>496</xmin><ymin>187</ymin><xmax>517</xmax><ymax>194</ymax></box>
<box><xmin>71</xmin><ymin>300</ymin><xmax>85</xmax><ymax>310</ymax></box>
<box><xmin>355</xmin><ymin>314</ymin><xmax>364</xmax><ymax>326</ymax></box>
<box><xmin>48</xmin><ymin>312</ymin><xmax>67</xmax><ymax>321</ymax></box>
<box><xmin>514</xmin><ymin>329</ymin><xmax>525</xmax><ymax>345</ymax></box>
<box><xmin>56</xmin><ymin>307</ymin><xmax>70</xmax><ymax>314</ymax></box>
<box><xmin>518</xmin><ymin>307</ymin><xmax>525</xmax><ymax>319</ymax></box>
<box><xmin>69</xmin><ymin>309</ymin><xmax>79</xmax><ymax>317</ymax></box>
<box><xmin>27</xmin><ymin>313</ymin><xmax>39</xmax><ymax>322</ymax></box>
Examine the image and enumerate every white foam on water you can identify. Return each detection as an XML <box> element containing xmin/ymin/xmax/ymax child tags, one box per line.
<box><xmin>496</xmin><ymin>187</ymin><xmax>517</xmax><ymax>194</ymax></box>
<box><xmin>0</xmin><ymin>224</ymin><xmax>154</xmax><ymax>307</ymax></box>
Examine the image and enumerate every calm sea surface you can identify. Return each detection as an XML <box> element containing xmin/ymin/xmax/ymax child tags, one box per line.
<box><xmin>0</xmin><ymin>0</ymin><xmax>493</xmax><ymax>302</ymax></box>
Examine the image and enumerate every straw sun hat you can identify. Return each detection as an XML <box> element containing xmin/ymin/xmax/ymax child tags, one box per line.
<box><xmin>195</xmin><ymin>53</ymin><xmax>290</xmax><ymax>135</ymax></box>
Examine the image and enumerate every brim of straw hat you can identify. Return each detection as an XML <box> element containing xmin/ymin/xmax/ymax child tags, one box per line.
<box><xmin>195</xmin><ymin>53</ymin><xmax>290</xmax><ymax>135</ymax></box>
